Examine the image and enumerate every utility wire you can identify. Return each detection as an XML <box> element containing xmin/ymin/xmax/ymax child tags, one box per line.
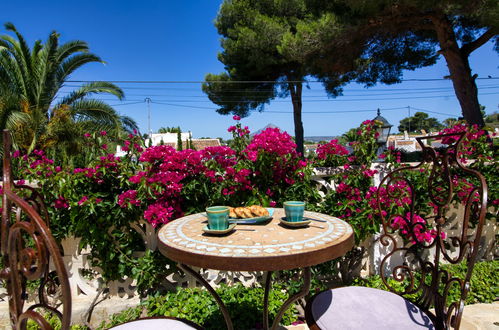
<box><xmin>409</xmin><ymin>107</ymin><xmax>456</xmax><ymax>117</ymax></box>
<box><xmin>59</xmin><ymin>83</ymin><xmax>499</xmax><ymax>94</ymax></box>
<box><xmin>66</xmin><ymin>77</ymin><xmax>499</xmax><ymax>84</ymax></box>
<box><xmin>150</xmin><ymin>101</ymin><xmax>217</xmax><ymax>110</ymax></box>
<box><xmin>56</xmin><ymin>91</ymin><xmax>498</xmax><ymax>103</ymax></box>
<box><xmin>55</xmin><ymin>85</ymin><xmax>499</xmax><ymax>98</ymax></box>
<box><xmin>109</xmin><ymin>101</ymin><xmax>145</xmax><ymax>106</ymax></box>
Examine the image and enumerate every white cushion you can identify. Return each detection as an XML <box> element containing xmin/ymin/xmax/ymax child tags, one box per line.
<box><xmin>110</xmin><ymin>318</ymin><xmax>199</xmax><ymax>330</ymax></box>
<box><xmin>309</xmin><ymin>286</ymin><xmax>435</xmax><ymax>329</ymax></box>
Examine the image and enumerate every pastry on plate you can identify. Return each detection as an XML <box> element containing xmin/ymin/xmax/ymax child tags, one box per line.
<box><xmin>229</xmin><ymin>207</ymin><xmax>237</xmax><ymax>218</ymax></box>
<box><xmin>249</xmin><ymin>205</ymin><xmax>269</xmax><ymax>217</ymax></box>
<box><xmin>230</xmin><ymin>205</ymin><xmax>269</xmax><ymax>218</ymax></box>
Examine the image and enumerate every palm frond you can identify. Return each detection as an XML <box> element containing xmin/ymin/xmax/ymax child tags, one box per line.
<box><xmin>56</xmin><ymin>53</ymin><xmax>103</xmax><ymax>82</ymax></box>
<box><xmin>3</xmin><ymin>23</ymin><xmax>33</xmax><ymax>80</ymax></box>
<box><xmin>56</xmin><ymin>40</ymin><xmax>90</xmax><ymax>62</ymax></box>
<box><xmin>119</xmin><ymin>115</ymin><xmax>140</xmax><ymax>134</ymax></box>
<box><xmin>54</xmin><ymin>81</ymin><xmax>124</xmax><ymax>108</ymax></box>
<box><xmin>0</xmin><ymin>36</ymin><xmax>31</xmax><ymax>97</ymax></box>
<box><xmin>34</xmin><ymin>31</ymin><xmax>60</xmax><ymax>112</ymax></box>
<box><xmin>69</xmin><ymin>99</ymin><xmax>121</xmax><ymax>126</ymax></box>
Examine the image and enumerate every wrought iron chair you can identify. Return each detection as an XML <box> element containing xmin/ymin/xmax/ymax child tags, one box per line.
<box><xmin>305</xmin><ymin>132</ymin><xmax>488</xmax><ymax>330</ymax></box>
<box><xmin>0</xmin><ymin>130</ymin><xmax>203</xmax><ymax>329</ymax></box>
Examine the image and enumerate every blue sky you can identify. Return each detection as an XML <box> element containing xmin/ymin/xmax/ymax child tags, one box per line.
<box><xmin>1</xmin><ymin>1</ymin><xmax>498</xmax><ymax>139</ymax></box>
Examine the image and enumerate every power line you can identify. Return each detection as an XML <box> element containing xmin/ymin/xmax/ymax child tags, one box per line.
<box><xmin>109</xmin><ymin>101</ymin><xmax>145</xmax><ymax>106</ymax></box>
<box><xmin>55</xmin><ymin>85</ymin><xmax>499</xmax><ymax>98</ymax></box>
<box><xmin>65</xmin><ymin>77</ymin><xmax>499</xmax><ymax>84</ymax></box>
<box><xmin>409</xmin><ymin>107</ymin><xmax>456</xmax><ymax>117</ymax></box>
<box><xmin>265</xmin><ymin>107</ymin><xmax>407</xmax><ymax>114</ymax></box>
<box><xmin>58</xmin><ymin>91</ymin><xmax>497</xmax><ymax>103</ymax></box>
<box><xmin>59</xmin><ymin>83</ymin><xmax>499</xmax><ymax>95</ymax></box>
<box><xmin>150</xmin><ymin>101</ymin><xmax>217</xmax><ymax>110</ymax></box>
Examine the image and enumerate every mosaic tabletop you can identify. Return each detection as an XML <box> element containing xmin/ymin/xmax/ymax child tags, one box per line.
<box><xmin>157</xmin><ymin>208</ymin><xmax>354</xmax><ymax>271</ymax></box>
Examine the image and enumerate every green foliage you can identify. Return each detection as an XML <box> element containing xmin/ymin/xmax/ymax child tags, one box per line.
<box><xmin>398</xmin><ymin>112</ymin><xmax>443</xmax><ymax>133</ymax></box>
<box><xmin>309</xmin><ymin>0</ymin><xmax>498</xmax><ymax>125</ymax></box>
<box><xmin>202</xmin><ymin>0</ymin><xmax>350</xmax><ymax>155</ymax></box>
<box><xmin>353</xmin><ymin>260</ymin><xmax>499</xmax><ymax>306</ymax></box>
<box><xmin>99</xmin><ymin>283</ymin><xmax>298</xmax><ymax>330</ymax></box>
<box><xmin>318</xmin><ymin>120</ymin><xmax>383</xmax><ymax>243</ymax></box>
<box><xmin>176</xmin><ymin>130</ymin><xmax>183</xmax><ymax>151</ymax></box>
<box><xmin>10</xmin><ymin>133</ymin><xmax>174</xmax><ymax>294</ymax></box>
<box><xmin>158</xmin><ymin>126</ymin><xmax>181</xmax><ymax>133</ymax></box>
<box><xmin>26</xmin><ymin>312</ymin><xmax>88</xmax><ymax>330</ymax></box>
<box><xmin>0</xmin><ymin>23</ymin><xmax>137</xmax><ymax>159</ymax></box>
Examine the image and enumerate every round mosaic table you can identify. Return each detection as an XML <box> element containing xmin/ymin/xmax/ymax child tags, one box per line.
<box><xmin>157</xmin><ymin>209</ymin><xmax>354</xmax><ymax>330</ymax></box>
<box><xmin>158</xmin><ymin>208</ymin><xmax>354</xmax><ymax>272</ymax></box>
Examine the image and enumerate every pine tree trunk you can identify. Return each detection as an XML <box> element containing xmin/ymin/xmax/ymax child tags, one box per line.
<box><xmin>432</xmin><ymin>15</ymin><xmax>485</xmax><ymax>127</ymax></box>
<box><xmin>289</xmin><ymin>82</ymin><xmax>304</xmax><ymax>156</ymax></box>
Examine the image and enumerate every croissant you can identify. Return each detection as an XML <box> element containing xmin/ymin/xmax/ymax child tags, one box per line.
<box><xmin>229</xmin><ymin>205</ymin><xmax>269</xmax><ymax>218</ymax></box>
<box><xmin>229</xmin><ymin>207</ymin><xmax>237</xmax><ymax>218</ymax></box>
<box><xmin>249</xmin><ymin>205</ymin><xmax>269</xmax><ymax>217</ymax></box>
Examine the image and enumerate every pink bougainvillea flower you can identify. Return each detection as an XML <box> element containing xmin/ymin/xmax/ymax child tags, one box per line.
<box><xmin>118</xmin><ymin>190</ymin><xmax>141</xmax><ymax>208</ymax></box>
<box><xmin>233</xmin><ymin>115</ymin><xmax>241</xmax><ymax>121</ymax></box>
<box><xmin>54</xmin><ymin>196</ymin><xmax>69</xmax><ymax>209</ymax></box>
<box><xmin>78</xmin><ymin>196</ymin><xmax>89</xmax><ymax>206</ymax></box>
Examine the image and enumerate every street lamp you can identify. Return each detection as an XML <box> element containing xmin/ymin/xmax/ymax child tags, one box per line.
<box><xmin>373</xmin><ymin>108</ymin><xmax>393</xmax><ymax>150</ymax></box>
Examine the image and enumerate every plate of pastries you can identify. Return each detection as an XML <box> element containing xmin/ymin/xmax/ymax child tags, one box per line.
<box><xmin>228</xmin><ymin>205</ymin><xmax>274</xmax><ymax>224</ymax></box>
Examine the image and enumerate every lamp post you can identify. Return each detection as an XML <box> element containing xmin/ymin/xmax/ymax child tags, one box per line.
<box><xmin>373</xmin><ymin>108</ymin><xmax>393</xmax><ymax>154</ymax></box>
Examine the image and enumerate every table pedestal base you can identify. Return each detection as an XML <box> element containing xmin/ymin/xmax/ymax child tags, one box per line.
<box><xmin>180</xmin><ymin>264</ymin><xmax>311</xmax><ymax>330</ymax></box>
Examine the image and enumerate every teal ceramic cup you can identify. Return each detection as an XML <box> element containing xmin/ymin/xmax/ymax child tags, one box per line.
<box><xmin>283</xmin><ymin>201</ymin><xmax>305</xmax><ymax>222</ymax></box>
<box><xmin>206</xmin><ymin>206</ymin><xmax>229</xmax><ymax>230</ymax></box>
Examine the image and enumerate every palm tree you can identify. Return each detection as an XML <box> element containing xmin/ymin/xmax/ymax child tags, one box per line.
<box><xmin>0</xmin><ymin>22</ymin><xmax>138</xmax><ymax>154</ymax></box>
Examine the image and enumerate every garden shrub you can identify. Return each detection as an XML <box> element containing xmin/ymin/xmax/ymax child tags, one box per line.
<box><xmin>7</xmin><ymin>118</ymin><xmax>321</xmax><ymax>294</ymax></box>
<box><xmin>352</xmin><ymin>260</ymin><xmax>499</xmax><ymax>305</ymax></box>
<box><xmin>98</xmin><ymin>283</ymin><xmax>297</xmax><ymax>330</ymax></box>
<box><xmin>4</xmin><ymin>118</ymin><xmax>496</xmax><ymax>297</ymax></box>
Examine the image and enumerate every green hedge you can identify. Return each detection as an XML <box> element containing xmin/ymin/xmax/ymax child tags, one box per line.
<box><xmin>352</xmin><ymin>260</ymin><xmax>498</xmax><ymax>305</ymax></box>
<box><xmin>98</xmin><ymin>283</ymin><xmax>297</xmax><ymax>329</ymax></box>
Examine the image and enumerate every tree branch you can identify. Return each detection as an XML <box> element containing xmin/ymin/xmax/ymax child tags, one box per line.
<box><xmin>461</xmin><ymin>28</ymin><xmax>497</xmax><ymax>57</ymax></box>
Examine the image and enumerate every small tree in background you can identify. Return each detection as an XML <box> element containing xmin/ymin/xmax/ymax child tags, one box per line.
<box><xmin>176</xmin><ymin>128</ymin><xmax>183</xmax><ymax>151</ymax></box>
<box><xmin>158</xmin><ymin>126</ymin><xmax>181</xmax><ymax>133</ymax></box>
<box><xmin>398</xmin><ymin>112</ymin><xmax>443</xmax><ymax>133</ymax></box>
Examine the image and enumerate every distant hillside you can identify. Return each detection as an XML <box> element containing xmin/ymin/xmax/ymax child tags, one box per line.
<box><xmin>304</xmin><ymin>136</ymin><xmax>339</xmax><ymax>143</ymax></box>
<box><xmin>250</xmin><ymin>123</ymin><xmax>281</xmax><ymax>136</ymax></box>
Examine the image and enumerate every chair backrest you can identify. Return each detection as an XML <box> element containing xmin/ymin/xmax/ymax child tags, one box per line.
<box><xmin>376</xmin><ymin>132</ymin><xmax>488</xmax><ymax>329</ymax></box>
<box><xmin>1</xmin><ymin>130</ymin><xmax>71</xmax><ymax>329</ymax></box>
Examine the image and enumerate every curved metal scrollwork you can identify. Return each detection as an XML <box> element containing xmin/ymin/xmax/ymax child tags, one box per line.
<box><xmin>376</xmin><ymin>132</ymin><xmax>487</xmax><ymax>329</ymax></box>
<box><xmin>1</xmin><ymin>130</ymin><xmax>71</xmax><ymax>329</ymax></box>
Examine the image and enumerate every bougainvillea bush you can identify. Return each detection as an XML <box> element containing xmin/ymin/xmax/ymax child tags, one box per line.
<box><xmin>318</xmin><ymin>120</ymin><xmax>497</xmax><ymax>246</ymax></box>
<box><xmin>318</xmin><ymin>120</ymin><xmax>388</xmax><ymax>243</ymax></box>
<box><xmin>6</xmin><ymin>118</ymin><xmax>496</xmax><ymax>292</ymax></box>
<box><xmin>9</xmin><ymin>119</ymin><xmax>320</xmax><ymax>292</ymax></box>
<box><xmin>9</xmin><ymin>131</ymin><xmax>174</xmax><ymax>293</ymax></box>
<box><xmin>118</xmin><ymin>117</ymin><xmax>320</xmax><ymax>228</ymax></box>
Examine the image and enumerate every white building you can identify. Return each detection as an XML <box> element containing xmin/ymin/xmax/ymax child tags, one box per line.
<box><xmin>145</xmin><ymin>132</ymin><xmax>192</xmax><ymax>146</ymax></box>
